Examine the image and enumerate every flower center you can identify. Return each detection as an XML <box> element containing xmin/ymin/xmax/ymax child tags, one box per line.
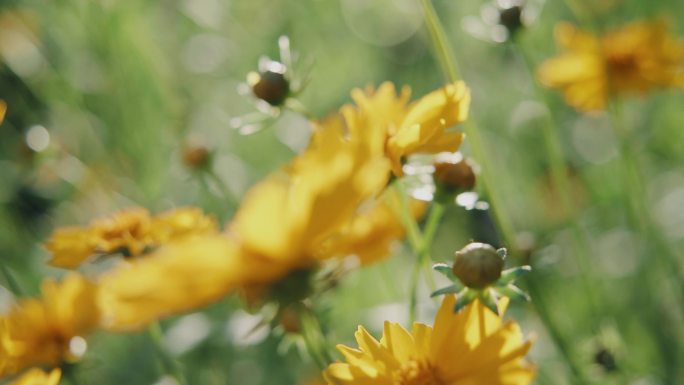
<box><xmin>395</xmin><ymin>360</ymin><xmax>444</xmax><ymax>385</ymax></box>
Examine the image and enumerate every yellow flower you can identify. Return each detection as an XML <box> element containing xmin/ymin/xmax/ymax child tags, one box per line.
<box><xmin>45</xmin><ymin>207</ymin><xmax>218</xmax><ymax>268</ymax></box>
<box><xmin>97</xmin><ymin>113</ymin><xmax>394</xmax><ymax>328</ymax></box>
<box><xmin>0</xmin><ymin>274</ymin><xmax>99</xmax><ymax>377</ymax></box>
<box><xmin>317</xmin><ymin>190</ymin><xmax>427</xmax><ymax>265</ymax></box>
<box><xmin>324</xmin><ymin>295</ymin><xmax>534</xmax><ymax>385</ymax></box>
<box><xmin>97</xmin><ymin>235</ymin><xmax>274</xmax><ymax>331</ymax></box>
<box><xmin>0</xmin><ymin>100</ymin><xmax>6</xmax><ymax>124</ymax></box>
<box><xmin>538</xmin><ymin>20</ymin><xmax>684</xmax><ymax>111</ymax></box>
<box><xmin>8</xmin><ymin>368</ymin><xmax>61</xmax><ymax>385</ymax></box>
<box><xmin>349</xmin><ymin>82</ymin><xmax>470</xmax><ymax>176</ymax></box>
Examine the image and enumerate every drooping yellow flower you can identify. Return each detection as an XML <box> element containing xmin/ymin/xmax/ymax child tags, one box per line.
<box><xmin>8</xmin><ymin>368</ymin><xmax>61</xmax><ymax>385</ymax></box>
<box><xmin>538</xmin><ymin>20</ymin><xmax>684</xmax><ymax>111</ymax></box>
<box><xmin>45</xmin><ymin>207</ymin><xmax>218</xmax><ymax>268</ymax></box>
<box><xmin>349</xmin><ymin>81</ymin><xmax>470</xmax><ymax>176</ymax></box>
<box><xmin>97</xmin><ymin>235</ymin><xmax>273</xmax><ymax>331</ymax></box>
<box><xmin>0</xmin><ymin>274</ymin><xmax>99</xmax><ymax>377</ymax></box>
<box><xmin>324</xmin><ymin>295</ymin><xmax>534</xmax><ymax>385</ymax></box>
<box><xmin>98</xmin><ymin>120</ymin><xmax>392</xmax><ymax>329</ymax></box>
<box><xmin>317</xmin><ymin>190</ymin><xmax>427</xmax><ymax>265</ymax></box>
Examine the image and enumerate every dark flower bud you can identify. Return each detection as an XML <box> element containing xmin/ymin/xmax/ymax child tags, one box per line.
<box><xmin>182</xmin><ymin>144</ymin><xmax>211</xmax><ymax>170</ymax></box>
<box><xmin>452</xmin><ymin>242</ymin><xmax>504</xmax><ymax>289</ymax></box>
<box><xmin>247</xmin><ymin>61</ymin><xmax>290</xmax><ymax>106</ymax></box>
<box><xmin>499</xmin><ymin>5</ymin><xmax>523</xmax><ymax>35</ymax></box>
<box><xmin>433</xmin><ymin>152</ymin><xmax>476</xmax><ymax>203</ymax></box>
<box><xmin>594</xmin><ymin>348</ymin><xmax>618</xmax><ymax>372</ymax></box>
<box><xmin>279</xmin><ymin>306</ymin><xmax>301</xmax><ymax>333</ymax></box>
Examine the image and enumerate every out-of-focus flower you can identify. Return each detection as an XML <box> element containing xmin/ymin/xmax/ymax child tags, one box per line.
<box><xmin>248</xmin><ymin>60</ymin><xmax>290</xmax><ymax>107</ymax></box>
<box><xmin>0</xmin><ymin>100</ymin><xmax>6</xmax><ymax>123</ymax></box>
<box><xmin>0</xmin><ymin>275</ymin><xmax>99</xmax><ymax>377</ymax></box>
<box><xmin>323</xmin><ymin>295</ymin><xmax>535</xmax><ymax>385</ymax></box>
<box><xmin>317</xmin><ymin>190</ymin><xmax>427</xmax><ymax>265</ymax></box>
<box><xmin>462</xmin><ymin>0</ymin><xmax>542</xmax><ymax>43</ymax></box>
<box><xmin>98</xmin><ymin>120</ymin><xmax>392</xmax><ymax>328</ymax></box>
<box><xmin>8</xmin><ymin>368</ymin><xmax>61</xmax><ymax>385</ymax></box>
<box><xmin>44</xmin><ymin>207</ymin><xmax>218</xmax><ymax>268</ymax></box>
<box><xmin>97</xmin><ymin>235</ymin><xmax>271</xmax><ymax>331</ymax></box>
<box><xmin>538</xmin><ymin>20</ymin><xmax>684</xmax><ymax>111</ymax></box>
<box><xmin>349</xmin><ymin>81</ymin><xmax>470</xmax><ymax>176</ymax></box>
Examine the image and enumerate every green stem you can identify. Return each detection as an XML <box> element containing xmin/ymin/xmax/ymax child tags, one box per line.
<box><xmin>395</xmin><ymin>182</ymin><xmax>446</xmax><ymax>323</ymax></box>
<box><xmin>299</xmin><ymin>306</ymin><xmax>332</xmax><ymax>370</ymax></box>
<box><xmin>148</xmin><ymin>323</ymin><xmax>187</xmax><ymax>385</ymax></box>
<box><xmin>420</xmin><ymin>0</ymin><xmax>517</xmax><ymax>246</ymax></box>
<box><xmin>418</xmin><ymin>1</ymin><xmax>590</xmax><ymax>383</ymax></box>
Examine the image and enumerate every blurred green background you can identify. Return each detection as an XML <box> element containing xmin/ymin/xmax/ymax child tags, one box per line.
<box><xmin>1</xmin><ymin>0</ymin><xmax>684</xmax><ymax>384</ymax></box>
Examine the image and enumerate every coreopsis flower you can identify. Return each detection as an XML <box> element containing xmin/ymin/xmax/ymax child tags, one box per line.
<box><xmin>317</xmin><ymin>190</ymin><xmax>427</xmax><ymax>265</ymax></box>
<box><xmin>323</xmin><ymin>295</ymin><xmax>535</xmax><ymax>384</ymax></box>
<box><xmin>0</xmin><ymin>274</ymin><xmax>99</xmax><ymax>377</ymax></box>
<box><xmin>97</xmin><ymin>235</ymin><xmax>270</xmax><ymax>330</ymax></box>
<box><xmin>538</xmin><ymin>20</ymin><xmax>684</xmax><ymax>111</ymax></box>
<box><xmin>45</xmin><ymin>207</ymin><xmax>218</xmax><ymax>268</ymax></box>
<box><xmin>8</xmin><ymin>368</ymin><xmax>61</xmax><ymax>385</ymax></box>
<box><xmin>349</xmin><ymin>81</ymin><xmax>470</xmax><ymax>176</ymax></box>
<box><xmin>97</xmin><ymin>119</ymin><xmax>392</xmax><ymax>329</ymax></box>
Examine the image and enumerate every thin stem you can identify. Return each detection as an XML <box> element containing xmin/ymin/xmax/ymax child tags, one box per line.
<box><xmin>148</xmin><ymin>323</ymin><xmax>187</xmax><ymax>385</ymax></box>
<box><xmin>299</xmin><ymin>306</ymin><xmax>332</xmax><ymax>370</ymax></box>
<box><xmin>420</xmin><ymin>0</ymin><xmax>460</xmax><ymax>81</ymax></box>
<box><xmin>420</xmin><ymin>0</ymin><xmax>517</xmax><ymax>246</ymax></box>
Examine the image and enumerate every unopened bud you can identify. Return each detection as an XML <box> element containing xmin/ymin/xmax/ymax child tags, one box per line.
<box><xmin>498</xmin><ymin>2</ymin><xmax>524</xmax><ymax>36</ymax></box>
<box><xmin>247</xmin><ymin>61</ymin><xmax>290</xmax><ymax>106</ymax></box>
<box><xmin>182</xmin><ymin>145</ymin><xmax>211</xmax><ymax>170</ymax></box>
<box><xmin>433</xmin><ymin>152</ymin><xmax>476</xmax><ymax>202</ymax></box>
<box><xmin>452</xmin><ymin>242</ymin><xmax>504</xmax><ymax>289</ymax></box>
<box><xmin>279</xmin><ymin>306</ymin><xmax>301</xmax><ymax>333</ymax></box>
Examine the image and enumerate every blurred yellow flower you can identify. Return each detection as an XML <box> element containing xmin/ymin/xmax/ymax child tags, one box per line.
<box><xmin>317</xmin><ymin>191</ymin><xmax>427</xmax><ymax>265</ymax></box>
<box><xmin>349</xmin><ymin>81</ymin><xmax>470</xmax><ymax>176</ymax></box>
<box><xmin>45</xmin><ymin>207</ymin><xmax>218</xmax><ymax>268</ymax></box>
<box><xmin>98</xmin><ymin>114</ymin><xmax>395</xmax><ymax>328</ymax></box>
<box><xmin>0</xmin><ymin>274</ymin><xmax>99</xmax><ymax>377</ymax></box>
<box><xmin>0</xmin><ymin>100</ymin><xmax>6</xmax><ymax>123</ymax></box>
<box><xmin>97</xmin><ymin>235</ymin><xmax>269</xmax><ymax>330</ymax></box>
<box><xmin>8</xmin><ymin>368</ymin><xmax>61</xmax><ymax>385</ymax></box>
<box><xmin>538</xmin><ymin>20</ymin><xmax>684</xmax><ymax>111</ymax></box>
<box><xmin>324</xmin><ymin>295</ymin><xmax>534</xmax><ymax>385</ymax></box>
<box><xmin>233</xmin><ymin>116</ymin><xmax>391</xmax><ymax>269</ymax></box>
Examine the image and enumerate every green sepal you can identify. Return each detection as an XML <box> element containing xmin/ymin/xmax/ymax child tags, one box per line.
<box><xmin>433</xmin><ymin>263</ymin><xmax>455</xmax><ymax>280</ymax></box>
<box><xmin>480</xmin><ymin>289</ymin><xmax>500</xmax><ymax>315</ymax></box>
<box><xmin>499</xmin><ymin>265</ymin><xmax>531</xmax><ymax>285</ymax></box>
<box><xmin>453</xmin><ymin>289</ymin><xmax>477</xmax><ymax>312</ymax></box>
<box><xmin>496</xmin><ymin>284</ymin><xmax>531</xmax><ymax>302</ymax></box>
<box><xmin>430</xmin><ymin>282</ymin><xmax>464</xmax><ymax>298</ymax></box>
